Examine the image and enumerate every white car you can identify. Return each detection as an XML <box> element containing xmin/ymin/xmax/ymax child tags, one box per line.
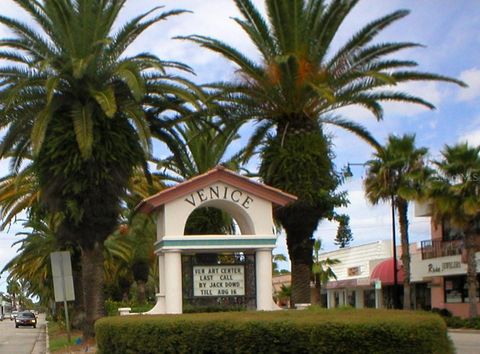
<box><xmin>10</xmin><ymin>311</ymin><xmax>18</xmax><ymax>321</ymax></box>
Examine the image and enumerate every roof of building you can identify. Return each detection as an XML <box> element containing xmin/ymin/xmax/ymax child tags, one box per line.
<box><xmin>136</xmin><ymin>165</ymin><xmax>297</xmax><ymax>214</ymax></box>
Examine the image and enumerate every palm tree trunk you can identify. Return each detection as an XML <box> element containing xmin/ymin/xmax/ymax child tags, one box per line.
<box><xmin>465</xmin><ymin>231</ymin><xmax>478</xmax><ymax>318</ymax></box>
<box><xmin>72</xmin><ymin>266</ymin><xmax>85</xmax><ymax>329</ymax></box>
<box><xmin>311</xmin><ymin>274</ymin><xmax>321</xmax><ymax>305</ymax></box>
<box><xmin>137</xmin><ymin>280</ymin><xmax>146</xmax><ymax>304</ymax></box>
<box><xmin>396</xmin><ymin>198</ymin><xmax>411</xmax><ymax>310</ymax></box>
<box><xmin>285</xmin><ymin>227</ymin><xmax>315</xmax><ymax>306</ymax></box>
<box><xmin>81</xmin><ymin>242</ymin><xmax>105</xmax><ymax>339</ymax></box>
<box><xmin>290</xmin><ymin>262</ymin><xmax>311</xmax><ymax>306</ymax></box>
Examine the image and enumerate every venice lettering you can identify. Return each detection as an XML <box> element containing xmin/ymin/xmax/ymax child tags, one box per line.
<box><xmin>193</xmin><ymin>265</ymin><xmax>245</xmax><ymax>297</ymax></box>
<box><xmin>184</xmin><ymin>185</ymin><xmax>254</xmax><ymax>209</ymax></box>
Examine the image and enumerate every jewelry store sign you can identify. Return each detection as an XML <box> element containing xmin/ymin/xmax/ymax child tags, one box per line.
<box><xmin>427</xmin><ymin>261</ymin><xmax>461</xmax><ymax>273</ymax></box>
<box><xmin>193</xmin><ymin>265</ymin><xmax>245</xmax><ymax>296</ymax></box>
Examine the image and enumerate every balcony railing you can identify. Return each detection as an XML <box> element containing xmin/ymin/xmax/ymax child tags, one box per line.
<box><xmin>420</xmin><ymin>239</ymin><xmax>463</xmax><ymax>260</ymax></box>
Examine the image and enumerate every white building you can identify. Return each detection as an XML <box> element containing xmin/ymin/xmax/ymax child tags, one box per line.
<box><xmin>318</xmin><ymin>240</ymin><xmax>395</xmax><ymax>309</ymax></box>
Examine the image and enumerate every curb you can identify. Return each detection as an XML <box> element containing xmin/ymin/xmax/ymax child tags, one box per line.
<box><xmin>46</xmin><ymin>321</ymin><xmax>50</xmax><ymax>354</ymax></box>
<box><xmin>31</xmin><ymin>316</ymin><xmax>48</xmax><ymax>354</ymax></box>
<box><xmin>448</xmin><ymin>328</ymin><xmax>480</xmax><ymax>334</ymax></box>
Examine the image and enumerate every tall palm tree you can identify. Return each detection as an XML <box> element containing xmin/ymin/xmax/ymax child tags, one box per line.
<box><xmin>6</xmin><ymin>280</ymin><xmax>21</xmax><ymax>311</ymax></box>
<box><xmin>427</xmin><ymin>143</ymin><xmax>480</xmax><ymax>318</ymax></box>
<box><xmin>364</xmin><ymin>134</ymin><xmax>430</xmax><ymax>309</ymax></box>
<box><xmin>0</xmin><ymin>0</ymin><xmax>199</xmax><ymax>337</ymax></box>
<box><xmin>182</xmin><ymin>0</ymin><xmax>465</xmax><ymax>304</ymax></box>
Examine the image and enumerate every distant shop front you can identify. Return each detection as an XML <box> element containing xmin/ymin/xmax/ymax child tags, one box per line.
<box><xmin>411</xmin><ymin>253</ymin><xmax>480</xmax><ymax>318</ymax></box>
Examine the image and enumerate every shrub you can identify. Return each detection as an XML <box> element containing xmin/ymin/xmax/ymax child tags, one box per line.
<box><xmin>431</xmin><ymin>307</ymin><xmax>453</xmax><ymax>317</ymax></box>
<box><xmin>430</xmin><ymin>308</ymin><xmax>480</xmax><ymax>329</ymax></box>
<box><xmin>443</xmin><ymin>315</ymin><xmax>480</xmax><ymax>329</ymax></box>
<box><xmin>95</xmin><ymin>309</ymin><xmax>453</xmax><ymax>354</ymax></box>
<box><xmin>183</xmin><ymin>304</ymin><xmax>245</xmax><ymax>313</ymax></box>
<box><xmin>104</xmin><ymin>300</ymin><xmax>154</xmax><ymax>316</ymax></box>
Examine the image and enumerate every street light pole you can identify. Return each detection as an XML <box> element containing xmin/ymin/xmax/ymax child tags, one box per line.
<box><xmin>344</xmin><ymin>163</ymin><xmax>401</xmax><ymax>309</ymax></box>
<box><xmin>391</xmin><ymin>194</ymin><xmax>399</xmax><ymax>309</ymax></box>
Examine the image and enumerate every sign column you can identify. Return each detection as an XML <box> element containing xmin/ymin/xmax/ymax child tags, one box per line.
<box><xmin>158</xmin><ymin>253</ymin><xmax>166</xmax><ymax>313</ymax></box>
<box><xmin>164</xmin><ymin>250</ymin><xmax>182</xmax><ymax>314</ymax></box>
<box><xmin>256</xmin><ymin>248</ymin><xmax>273</xmax><ymax>310</ymax></box>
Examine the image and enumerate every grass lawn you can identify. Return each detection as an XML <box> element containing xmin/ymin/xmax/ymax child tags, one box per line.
<box><xmin>48</xmin><ymin>321</ymin><xmax>95</xmax><ymax>353</ymax></box>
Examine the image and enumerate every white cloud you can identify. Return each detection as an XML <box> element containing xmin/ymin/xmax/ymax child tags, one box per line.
<box><xmin>459</xmin><ymin>129</ymin><xmax>480</xmax><ymax>146</ymax></box>
<box><xmin>457</xmin><ymin>68</ymin><xmax>480</xmax><ymax>102</ymax></box>
<box><xmin>314</xmin><ymin>181</ymin><xmax>431</xmax><ymax>253</ymax></box>
<box><xmin>382</xmin><ymin>81</ymin><xmax>444</xmax><ymax>117</ymax></box>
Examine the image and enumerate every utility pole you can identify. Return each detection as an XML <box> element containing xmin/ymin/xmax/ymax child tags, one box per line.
<box><xmin>391</xmin><ymin>195</ymin><xmax>400</xmax><ymax>309</ymax></box>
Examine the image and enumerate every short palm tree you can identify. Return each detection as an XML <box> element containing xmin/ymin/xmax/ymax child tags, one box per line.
<box><xmin>0</xmin><ymin>160</ymin><xmax>39</xmax><ymax>230</ymax></box>
<box><xmin>157</xmin><ymin>116</ymin><xmax>244</xmax><ymax>235</ymax></box>
<box><xmin>182</xmin><ymin>0</ymin><xmax>465</xmax><ymax>304</ymax></box>
<box><xmin>312</xmin><ymin>239</ymin><xmax>340</xmax><ymax>306</ymax></box>
<box><xmin>364</xmin><ymin>134</ymin><xmax>430</xmax><ymax>309</ymax></box>
<box><xmin>0</xmin><ymin>0</ymin><xmax>198</xmax><ymax>337</ymax></box>
<box><xmin>427</xmin><ymin>143</ymin><xmax>480</xmax><ymax>318</ymax></box>
<box><xmin>2</xmin><ymin>217</ymin><xmax>65</xmax><ymax>311</ymax></box>
<box><xmin>157</xmin><ymin>116</ymin><xmax>244</xmax><ymax>182</ymax></box>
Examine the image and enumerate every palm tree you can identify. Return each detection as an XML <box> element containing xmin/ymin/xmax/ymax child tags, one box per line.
<box><xmin>312</xmin><ymin>239</ymin><xmax>340</xmax><ymax>306</ymax></box>
<box><xmin>0</xmin><ymin>0</ymin><xmax>199</xmax><ymax>337</ymax></box>
<box><xmin>182</xmin><ymin>0</ymin><xmax>464</xmax><ymax>304</ymax></box>
<box><xmin>157</xmin><ymin>116</ymin><xmax>244</xmax><ymax>182</ymax></box>
<box><xmin>157</xmin><ymin>116</ymin><xmax>244</xmax><ymax>235</ymax></box>
<box><xmin>0</xmin><ymin>162</ymin><xmax>39</xmax><ymax>230</ymax></box>
<box><xmin>3</xmin><ymin>219</ymin><xmax>58</xmax><ymax>310</ymax></box>
<box><xmin>6</xmin><ymin>280</ymin><xmax>21</xmax><ymax>311</ymax></box>
<box><xmin>427</xmin><ymin>143</ymin><xmax>480</xmax><ymax>318</ymax></box>
<box><xmin>273</xmin><ymin>253</ymin><xmax>288</xmax><ymax>275</ymax></box>
<box><xmin>364</xmin><ymin>134</ymin><xmax>430</xmax><ymax>309</ymax></box>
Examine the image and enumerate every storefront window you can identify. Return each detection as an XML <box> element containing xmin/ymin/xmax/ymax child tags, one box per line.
<box><xmin>444</xmin><ymin>275</ymin><xmax>480</xmax><ymax>303</ymax></box>
<box><xmin>347</xmin><ymin>290</ymin><xmax>355</xmax><ymax>307</ymax></box>
<box><xmin>364</xmin><ymin>289</ymin><xmax>375</xmax><ymax>308</ymax></box>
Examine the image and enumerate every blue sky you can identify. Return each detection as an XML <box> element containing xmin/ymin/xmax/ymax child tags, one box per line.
<box><xmin>0</xmin><ymin>0</ymin><xmax>479</xmax><ymax>287</ymax></box>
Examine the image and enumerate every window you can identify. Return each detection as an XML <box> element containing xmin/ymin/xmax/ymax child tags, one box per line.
<box><xmin>442</xmin><ymin>219</ymin><xmax>480</xmax><ymax>242</ymax></box>
<box><xmin>444</xmin><ymin>275</ymin><xmax>480</xmax><ymax>303</ymax></box>
<box><xmin>364</xmin><ymin>289</ymin><xmax>375</xmax><ymax>308</ymax></box>
<box><xmin>442</xmin><ymin>219</ymin><xmax>464</xmax><ymax>242</ymax></box>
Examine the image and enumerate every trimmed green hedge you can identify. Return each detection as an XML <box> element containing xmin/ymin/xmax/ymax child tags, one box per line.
<box><xmin>95</xmin><ymin>308</ymin><xmax>453</xmax><ymax>354</ymax></box>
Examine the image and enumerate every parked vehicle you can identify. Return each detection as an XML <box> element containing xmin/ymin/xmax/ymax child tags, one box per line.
<box><xmin>15</xmin><ymin>311</ymin><xmax>37</xmax><ymax>328</ymax></box>
<box><xmin>10</xmin><ymin>311</ymin><xmax>18</xmax><ymax>321</ymax></box>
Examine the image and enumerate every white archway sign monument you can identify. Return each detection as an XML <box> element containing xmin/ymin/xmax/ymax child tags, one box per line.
<box><xmin>136</xmin><ymin>166</ymin><xmax>297</xmax><ymax>314</ymax></box>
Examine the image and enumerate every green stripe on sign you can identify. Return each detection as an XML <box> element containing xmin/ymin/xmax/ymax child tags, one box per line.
<box><xmin>156</xmin><ymin>238</ymin><xmax>276</xmax><ymax>251</ymax></box>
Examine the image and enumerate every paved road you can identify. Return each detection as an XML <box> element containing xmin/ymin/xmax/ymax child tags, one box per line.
<box><xmin>449</xmin><ymin>330</ymin><xmax>480</xmax><ymax>354</ymax></box>
<box><xmin>0</xmin><ymin>313</ymin><xmax>46</xmax><ymax>354</ymax></box>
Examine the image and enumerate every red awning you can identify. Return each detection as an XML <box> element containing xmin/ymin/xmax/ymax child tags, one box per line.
<box><xmin>370</xmin><ymin>258</ymin><xmax>404</xmax><ymax>285</ymax></box>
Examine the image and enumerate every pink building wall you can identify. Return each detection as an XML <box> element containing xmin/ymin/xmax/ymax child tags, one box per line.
<box><xmin>430</xmin><ymin>276</ymin><xmax>480</xmax><ymax>318</ymax></box>
<box><xmin>431</xmin><ymin>222</ymin><xmax>442</xmax><ymax>241</ymax></box>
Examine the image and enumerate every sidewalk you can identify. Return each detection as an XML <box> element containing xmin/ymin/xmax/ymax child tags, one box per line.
<box><xmin>32</xmin><ymin>323</ymin><xmax>47</xmax><ymax>354</ymax></box>
<box><xmin>448</xmin><ymin>329</ymin><xmax>480</xmax><ymax>354</ymax></box>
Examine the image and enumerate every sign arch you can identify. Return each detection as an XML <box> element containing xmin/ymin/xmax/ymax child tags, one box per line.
<box><xmin>136</xmin><ymin>166</ymin><xmax>296</xmax><ymax>314</ymax></box>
